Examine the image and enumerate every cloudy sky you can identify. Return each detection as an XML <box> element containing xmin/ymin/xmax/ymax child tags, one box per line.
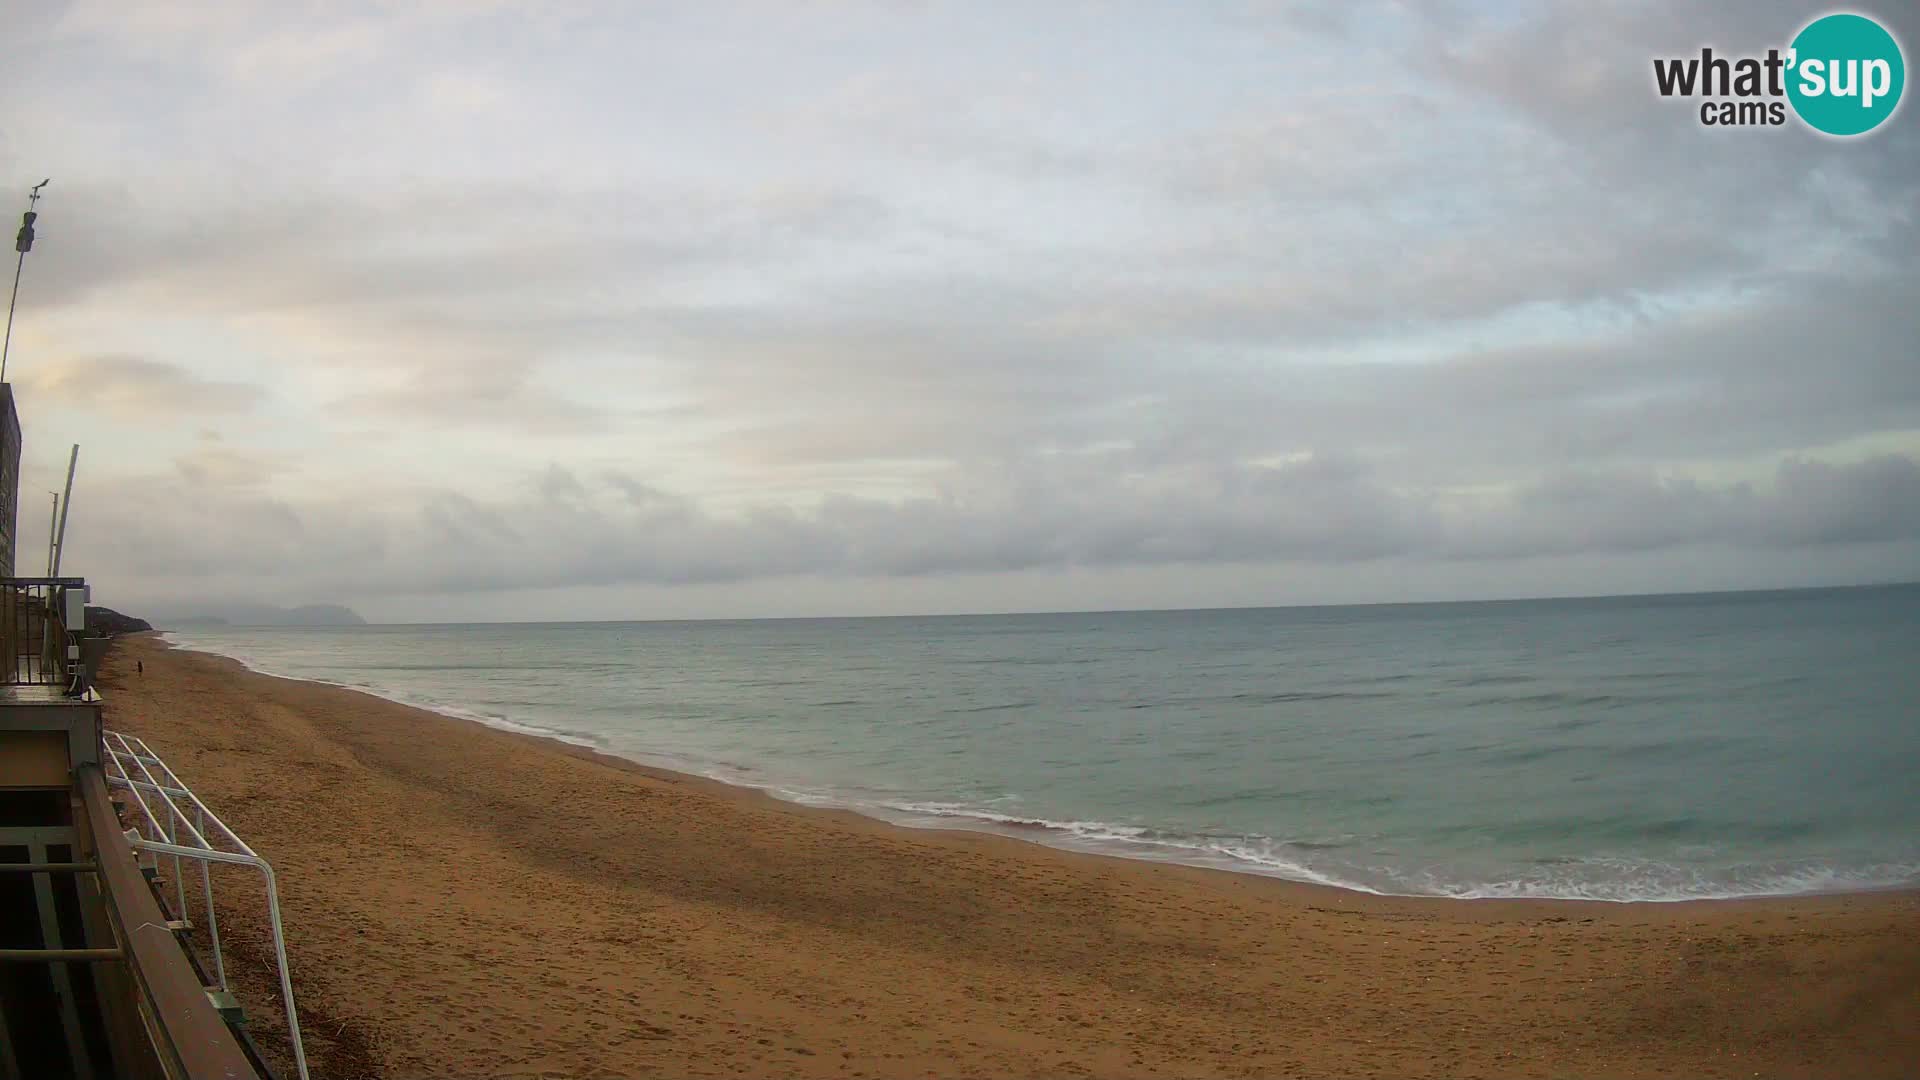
<box><xmin>2</xmin><ymin>0</ymin><xmax>1915</xmax><ymax>621</ymax></box>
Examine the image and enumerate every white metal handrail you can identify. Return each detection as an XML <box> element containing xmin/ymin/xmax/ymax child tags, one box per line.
<box><xmin>102</xmin><ymin>729</ymin><xmax>309</xmax><ymax>1080</ymax></box>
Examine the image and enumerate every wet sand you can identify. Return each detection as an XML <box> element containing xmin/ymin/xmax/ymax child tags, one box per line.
<box><xmin>97</xmin><ymin>634</ymin><xmax>1919</xmax><ymax>1079</ymax></box>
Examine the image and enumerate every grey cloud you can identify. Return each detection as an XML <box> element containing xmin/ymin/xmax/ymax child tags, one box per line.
<box><xmin>12</xmin><ymin>180</ymin><xmax>901</xmax><ymax>437</ymax></box>
<box><xmin>334</xmin><ymin>360</ymin><xmax>610</xmax><ymax>436</ymax></box>
<box><xmin>601</xmin><ymin>471</ymin><xmax>695</xmax><ymax>513</ymax></box>
<box><xmin>1768</xmin><ymin>455</ymin><xmax>1920</xmax><ymax>546</ymax></box>
<box><xmin>17</xmin><ymin>354</ymin><xmax>266</xmax><ymax>416</ymax></box>
<box><xmin>659</xmin><ymin>261</ymin><xmax>1920</xmax><ymax>483</ymax></box>
<box><xmin>1449</xmin><ymin>455</ymin><xmax>1920</xmax><ymax>558</ymax></box>
<box><xmin>420</xmin><ymin>491</ymin><xmax>519</xmax><ymax>548</ymax></box>
<box><xmin>61</xmin><ymin>452</ymin><xmax>1920</xmax><ymax>608</ymax></box>
<box><xmin>536</xmin><ymin>464</ymin><xmax>588</xmax><ymax>502</ymax></box>
<box><xmin>174</xmin><ymin>446</ymin><xmax>287</xmax><ymax>488</ymax></box>
<box><xmin>20</xmin><ymin>182</ymin><xmax>879</xmax><ymax>334</ymax></box>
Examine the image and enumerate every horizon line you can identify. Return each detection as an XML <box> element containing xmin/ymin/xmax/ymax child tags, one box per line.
<box><xmin>143</xmin><ymin>579</ymin><xmax>1920</xmax><ymax>629</ymax></box>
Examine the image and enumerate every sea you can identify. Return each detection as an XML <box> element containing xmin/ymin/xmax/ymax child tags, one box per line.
<box><xmin>160</xmin><ymin>584</ymin><xmax>1920</xmax><ymax>903</ymax></box>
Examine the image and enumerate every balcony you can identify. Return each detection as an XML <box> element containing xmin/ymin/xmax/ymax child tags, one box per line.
<box><xmin>0</xmin><ymin>575</ymin><xmax>275</xmax><ymax>1078</ymax></box>
<box><xmin>0</xmin><ymin>577</ymin><xmax>94</xmax><ymax>699</ymax></box>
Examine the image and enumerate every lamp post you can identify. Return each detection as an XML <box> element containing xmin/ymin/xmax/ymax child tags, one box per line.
<box><xmin>2</xmin><ymin>178</ymin><xmax>51</xmax><ymax>385</ymax></box>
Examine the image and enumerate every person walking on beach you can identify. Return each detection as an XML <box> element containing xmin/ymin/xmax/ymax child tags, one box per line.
<box><xmin>136</xmin><ymin>660</ymin><xmax>143</xmax><ymax>675</ymax></box>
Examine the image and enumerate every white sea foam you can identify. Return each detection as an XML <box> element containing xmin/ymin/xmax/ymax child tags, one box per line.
<box><xmin>763</xmin><ymin>797</ymin><xmax>1920</xmax><ymax>902</ymax></box>
<box><xmin>1425</xmin><ymin>858</ymin><xmax>1920</xmax><ymax>903</ymax></box>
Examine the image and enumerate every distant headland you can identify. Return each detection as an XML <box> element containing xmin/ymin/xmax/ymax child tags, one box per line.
<box><xmin>85</xmin><ymin>605</ymin><xmax>154</xmax><ymax>636</ymax></box>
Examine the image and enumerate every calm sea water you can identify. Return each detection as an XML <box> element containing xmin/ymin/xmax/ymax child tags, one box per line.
<box><xmin>160</xmin><ymin>585</ymin><xmax>1920</xmax><ymax>901</ymax></box>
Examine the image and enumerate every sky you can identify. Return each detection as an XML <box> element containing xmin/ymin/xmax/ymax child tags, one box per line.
<box><xmin>1</xmin><ymin>0</ymin><xmax>1916</xmax><ymax>622</ymax></box>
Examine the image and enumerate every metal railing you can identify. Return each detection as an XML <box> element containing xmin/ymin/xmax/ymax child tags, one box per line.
<box><xmin>1</xmin><ymin>576</ymin><xmax>86</xmax><ymax>690</ymax></box>
<box><xmin>102</xmin><ymin>729</ymin><xmax>310</xmax><ymax>1080</ymax></box>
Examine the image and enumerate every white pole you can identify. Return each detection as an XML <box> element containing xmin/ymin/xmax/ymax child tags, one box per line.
<box><xmin>1</xmin><ymin>247</ymin><xmax>24</xmax><ymax>383</ymax></box>
<box><xmin>45</xmin><ymin>492</ymin><xmax>57</xmax><ymax>576</ymax></box>
<box><xmin>51</xmin><ymin>444</ymin><xmax>77</xmax><ymax>576</ymax></box>
<box><xmin>2</xmin><ymin>180</ymin><xmax>50</xmax><ymax>385</ymax></box>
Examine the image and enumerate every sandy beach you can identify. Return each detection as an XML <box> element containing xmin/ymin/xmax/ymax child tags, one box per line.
<box><xmin>95</xmin><ymin>634</ymin><xmax>1918</xmax><ymax>1079</ymax></box>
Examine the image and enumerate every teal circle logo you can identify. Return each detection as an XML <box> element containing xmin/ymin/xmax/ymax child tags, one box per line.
<box><xmin>1787</xmin><ymin>13</ymin><xmax>1905</xmax><ymax>136</ymax></box>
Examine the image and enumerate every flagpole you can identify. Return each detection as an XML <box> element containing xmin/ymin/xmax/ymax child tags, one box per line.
<box><xmin>2</xmin><ymin>179</ymin><xmax>51</xmax><ymax>385</ymax></box>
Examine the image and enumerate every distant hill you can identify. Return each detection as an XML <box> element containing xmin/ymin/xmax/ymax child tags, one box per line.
<box><xmin>161</xmin><ymin>603</ymin><xmax>368</xmax><ymax>628</ymax></box>
<box><xmin>85</xmin><ymin>606</ymin><xmax>153</xmax><ymax>636</ymax></box>
<box><xmin>285</xmin><ymin>604</ymin><xmax>367</xmax><ymax>626</ymax></box>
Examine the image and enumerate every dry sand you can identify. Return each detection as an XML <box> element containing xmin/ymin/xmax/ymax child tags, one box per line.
<box><xmin>97</xmin><ymin>634</ymin><xmax>1918</xmax><ymax>1079</ymax></box>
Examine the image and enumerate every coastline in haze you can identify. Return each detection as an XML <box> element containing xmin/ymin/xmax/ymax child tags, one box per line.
<box><xmin>161</xmin><ymin>582</ymin><xmax>1920</xmax><ymax>903</ymax></box>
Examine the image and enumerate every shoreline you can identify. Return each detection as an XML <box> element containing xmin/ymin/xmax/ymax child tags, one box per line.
<box><xmin>98</xmin><ymin>633</ymin><xmax>1920</xmax><ymax>1078</ymax></box>
<box><xmin>152</xmin><ymin>629</ymin><xmax>1918</xmax><ymax>906</ymax></box>
<box><xmin>150</xmin><ymin>632</ymin><xmax>1452</xmax><ymax>913</ymax></box>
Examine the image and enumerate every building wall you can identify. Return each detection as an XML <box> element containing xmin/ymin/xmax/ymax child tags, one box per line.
<box><xmin>0</xmin><ymin>384</ymin><xmax>19</xmax><ymax>576</ymax></box>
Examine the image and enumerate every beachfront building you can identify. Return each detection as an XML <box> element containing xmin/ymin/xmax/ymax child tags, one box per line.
<box><xmin>0</xmin><ymin>385</ymin><xmax>18</xmax><ymax>576</ymax></box>
<box><xmin>0</xmin><ymin>384</ymin><xmax>282</xmax><ymax>1078</ymax></box>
